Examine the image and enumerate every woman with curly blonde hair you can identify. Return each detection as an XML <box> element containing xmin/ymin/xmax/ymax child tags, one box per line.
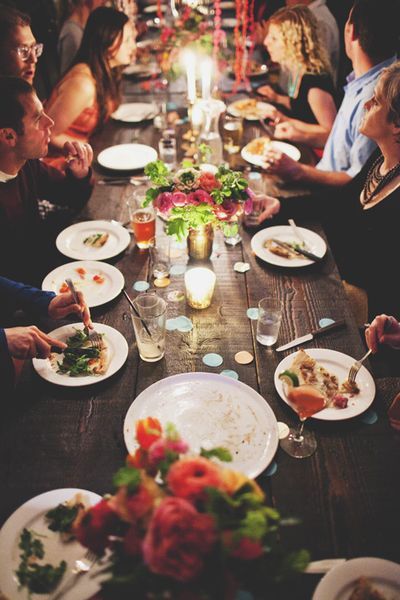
<box><xmin>258</xmin><ymin>5</ymin><xmax>337</xmax><ymax>148</ymax></box>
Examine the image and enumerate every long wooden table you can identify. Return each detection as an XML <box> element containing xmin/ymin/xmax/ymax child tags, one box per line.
<box><xmin>1</xmin><ymin>77</ymin><xmax>400</xmax><ymax>598</ymax></box>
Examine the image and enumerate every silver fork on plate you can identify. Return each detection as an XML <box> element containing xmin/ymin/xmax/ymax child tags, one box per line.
<box><xmin>65</xmin><ymin>279</ymin><xmax>102</xmax><ymax>349</ymax></box>
<box><xmin>347</xmin><ymin>349</ymin><xmax>372</xmax><ymax>383</ymax></box>
<box><xmin>49</xmin><ymin>549</ymin><xmax>98</xmax><ymax>600</ymax></box>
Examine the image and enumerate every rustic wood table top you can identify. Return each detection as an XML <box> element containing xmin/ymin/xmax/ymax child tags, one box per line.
<box><xmin>1</xmin><ymin>81</ymin><xmax>399</xmax><ymax>599</ymax></box>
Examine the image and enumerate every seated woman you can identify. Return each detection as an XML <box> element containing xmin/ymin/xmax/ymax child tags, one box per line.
<box><xmin>45</xmin><ymin>6</ymin><xmax>136</xmax><ymax>170</ymax></box>
<box><xmin>258</xmin><ymin>5</ymin><xmax>337</xmax><ymax>149</ymax></box>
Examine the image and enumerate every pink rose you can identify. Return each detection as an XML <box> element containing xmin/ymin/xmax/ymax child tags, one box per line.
<box><xmin>74</xmin><ymin>499</ymin><xmax>120</xmax><ymax>555</ymax></box>
<box><xmin>167</xmin><ymin>456</ymin><xmax>226</xmax><ymax>503</ymax></box>
<box><xmin>148</xmin><ymin>437</ymin><xmax>189</xmax><ymax>468</ymax></box>
<box><xmin>109</xmin><ymin>483</ymin><xmax>154</xmax><ymax>524</ymax></box>
<box><xmin>214</xmin><ymin>200</ymin><xmax>238</xmax><ymax>220</ymax></box>
<box><xmin>143</xmin><ymin>497</ymin><xmax>216</xmax><ymax>581</ymax></box>
<box><xmin>191</xmin><ymin>189</ymin><xmax>212</xmax><ymax>205</ymax></box>
<box><xmin>155</xmin><ymin>192</ymin><xmax>174</xmax><ymax>214</ymax></box>
<box><xmin>172</xmin><ymin>191</ymin><xmax>187</xmax><ymax>207</ymax></box>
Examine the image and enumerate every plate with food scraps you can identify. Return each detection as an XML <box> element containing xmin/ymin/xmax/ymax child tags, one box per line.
<box><xmin>111</xmin><ymin>102</ymin><xmax>158</xmax><ymax>122</ymax></box>
<box><xmin>32</xmin><ymin>323</ymin><xmax>128</xmax><ymax>387</ymax></box>
<box><xmin>42</xmin><ymin>261</ymin><xmax>124</xmax><ymax>308</ymax></box>
<box><xmin>97</xmin><ymin>143</ymin><xmax>158</xmax><ymax>171</ymax></box>
<box><xmin>274</xmin><ymin>348</ymin><xmax>375</xmax><ymax>421</ymax></box>
<box><xmin>227</xmin><ymin>98</ymin><xmax>274</xmax><ymax>120</ymax></box>
<box><xmin>228</xmin><ymin>61</ymin><xmax>268</xmax><ymax>79</ymax></box>
<box><xmin>124</xmin><ymin>372</ymin><xmax>278</xmax><ymax>478</ymax></box>
<box><xmin>251</xmin><ymin>225</ymin><xmax>326</xmax><ymax>267</ymax></box>
<box><xmin>56</xmin><ymin>220</ymin><xmax>131</xmax><ymax>261</ymax></box>
<box><xmin>242</xmin><ymin>137</ymin><xmax>301</xmax><ymax>165</ymax></box>
<box><xmin>312</xmin><ymin>557</ymin><xmax>400</xmax><ymax>600</ymax></box>
<box><xmin>0</xmin><ymin>488</ymin><xmax>105</xmax><ymax>600</ymax></box>
<box><xmin>143</xmin><ymin>3</ymin><xmax>166</xmax><ymax>13</ymax></box>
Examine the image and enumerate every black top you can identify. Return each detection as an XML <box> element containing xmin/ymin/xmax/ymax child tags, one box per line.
<box><xmin>290</xmin><ymin>73</ymin><xmax>335</xmax><ymax>124</ymax></box>
<box><xmin>324</xmin><ymin>148</ymin><xmax>400</xmax><ymax>320</ymax></box>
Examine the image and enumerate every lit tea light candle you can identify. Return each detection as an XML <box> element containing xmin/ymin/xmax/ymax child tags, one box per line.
<box><xmin>201</xmin><ymin>57</ymin><xmax>213</xmax><ymax>100</ymax></box>
<box><xmin>184</xmin><ymin>267</ymin><xmax>216</xmax><ymax>309</ymax></box>
<box><xmin>183</xmin><ymin>50</ymin><xmax>197</xmax><ymax>104</ymax></box>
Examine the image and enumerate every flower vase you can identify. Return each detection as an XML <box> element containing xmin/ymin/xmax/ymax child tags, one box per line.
<box><xmin>187</xmin><ymin>224</ymin><xmax>214</xmax><ymax>260</ymax></box>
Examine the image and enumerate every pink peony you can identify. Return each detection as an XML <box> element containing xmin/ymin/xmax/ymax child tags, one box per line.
<box><xmin>109</xmin><ymin>482</ymin><xmax>155</xmax><ymax>524</ymax></box>
<box><xmin>148</xmin><ymin>437</ymin><xmax>189</xmax><ymax>468</ymax></box>
<box><xmin>167</xmin><ymin>456</ymin><xmax>226</xmax><ymax>503</ymax></box>
<box><xmin>214</xmin><ymin>200</ymin><xmax>238</xmax><ymax>220</ymax></box>
<box><xmin>74</xmin><ymin>499</ymin><xmax>120</xmax><ymax>555</ymax></box>
<box><xmin>188</xmin><ymin>189</ymin><xmax>212</xmax><ymax>205</ymax></box>
<box><xmin>199</xmin><ymin>172</ymin><xmax>220</xmax><ymax>193</ymax></box>
<box><xmin>172</xmin><ymin>191</ymin><xmax>187</xmax><ymax>207</ymax></box>
<box><xmin>143</xmin><ymin>497</ymin><xmax>216</xmax><ymax>581</ymax></box>
<box><xmin>154</xmin><ymin>192</ymin><xmax>174</xmax><ymax>214</ymax></box>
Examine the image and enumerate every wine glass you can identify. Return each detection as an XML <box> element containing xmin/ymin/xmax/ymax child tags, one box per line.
<box><xmin>279</xmin><ymin>385</ymin><xmax>326</xmax><ymax>459</ymax></box>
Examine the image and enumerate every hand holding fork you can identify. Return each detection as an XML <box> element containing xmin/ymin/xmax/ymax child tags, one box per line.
<box><xmin>65</xmin><ymin>279</ymin><xmax>102</xmax><ymax>349</ymax></box>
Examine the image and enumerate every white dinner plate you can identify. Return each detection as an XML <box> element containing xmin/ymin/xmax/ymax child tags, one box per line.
<box><xmin>274</xmin><ymin>348</ymin><xmax>376</xmax><ymax>421</ymax></box>
<box><xmin>110</xmin><ymin>102</ymin><xmax>158</xmax><ymax>122</ymax></box>
<box><xmin>123</xmin><ymin>64</ymin><xmax>161</xmax><ymax>78</ymax></box>
<box><xmin>56</xmin><ymin>220</ymin><xmax>131</xmax><ymax>261</ymax></box>
<box><xmin>143</xmin><ymin>4</ymin><xmax>166</xmax><ymax>12</ymax></box>
<box><xmin>42</xmin><ymin>261</ymin><xmax>124</xmax><ymax>308</ymax></box>
<box><xmin>251</xmin><ymin>225</ymin><xmax>326</xmax><ymax>267</ymax></box>
<box><xmin>228</xmin><ymin>99</ymin><xmax>274</xmax><ymax>120</ymax></box>
<box><xmin>123</xmin><ymin>372</ymin><xmax>278</xmax><ymax>478</ymax></box>
<box><xmin>32</xmin><ymin>323</ymin><xmax>129</xmax><ymax>387</ymax></box>
<box><xmin>0</xmin><ymin>488</ymin><xmax>104</xmax><ymax>600</ymax></box>
<box><xmin>97</xmin><ymin>143</ymin><xmax>157</xmax><ymax>171</ymax></box>
<box><xmin>242</xmin><ymin>139</ymin><xmax>301</xmax><ymax>165</ymax></box>
<box><xmin>312</xmin><ymin>557</ymin><xmax>400</xmax><ymax>600</ymax></box>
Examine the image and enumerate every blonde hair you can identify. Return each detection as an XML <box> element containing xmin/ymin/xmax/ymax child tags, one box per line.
<box><xmin>269</xmin><ymin>5</ymin><xmax>332</xmax><ymax>75</ymax></box>
<box><xmin>378</xmin><ymin>61</ymin><xmax>400</xmax><ymax>129</ymax></box>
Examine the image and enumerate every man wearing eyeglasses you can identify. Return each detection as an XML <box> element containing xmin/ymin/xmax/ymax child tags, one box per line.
<box><xmin>0</xmin><ymin>4</ymin><xmax>42</xmax><ymax>84</ymax></box>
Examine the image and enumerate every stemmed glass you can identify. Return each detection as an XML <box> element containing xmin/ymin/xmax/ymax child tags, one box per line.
<box><xmin>279</xmin><ymin>387</ymin><xmax>326</xmax><ymax>459</ymax></box>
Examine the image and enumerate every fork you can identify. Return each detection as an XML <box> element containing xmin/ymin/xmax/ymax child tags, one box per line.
<box><xmin>49</xmin><ymin>549</ymin><xmax>97</xmax><ymax>600</ymax></box>
<box><xmin>65</xmin><ymin>279</ymin><xmax>102</xmax><ymax>349</ymax></box>
<box><xmin>347</xmin><ymin>349</ymin><xmax>372</xmax><ymax>383</ymax></box>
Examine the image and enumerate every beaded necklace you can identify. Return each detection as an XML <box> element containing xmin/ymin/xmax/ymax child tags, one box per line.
<box><xmin>362</xmin><ymin>153</ymin><xmax>400</xmax><ymax>205</ymax></box>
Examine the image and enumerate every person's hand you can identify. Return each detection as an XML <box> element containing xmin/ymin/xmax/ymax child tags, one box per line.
<box><xmin>365</xmin><ymin>314</ymin><xmax>400</xmax><ymax>353</ymax></box>
<box><xmin>48</xmin><ymin>291</ymin><xmax>93</xmax><ymax>328</ymax></box>
<box><xmin>257</xmin><ymin>85</ymin><xmax>279</xmax><ymax>104</ymax></box>
<box><xmin>256</xmin><ymin>195</ymin><xmax>281</xmax><ymax>222</ymax></box>
<box><xmin>4</xmin><ymin>326</ymin><xmax>66</xmax><ymax>359</ymax></box>
<box><xmin>274</xmin><ymin>121</ymin><xmax>300</xmax><ymax>142</ymax></box>
<box><xmin>63</xmin><ymin>141</ymin><xmax>93</xmax><ymax>179</ymax></box>
<box><xmin>262</xmin><ymin>148</ymin><xmax>303</xmax><ymax>180</ymax></box>
<box><xmin>254</xmin><ymin>21</ymin><xmax>268</xmax><ymax>46</ymax></box>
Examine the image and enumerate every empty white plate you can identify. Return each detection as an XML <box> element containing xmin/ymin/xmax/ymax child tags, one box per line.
<box><xmin>97</xmin><ymin>143</ymin><xmax>157</xmax><ymax>171</ymax></box>
<box><xmin>111</xmin><ymin>102</ymin><xmax>158</xmax><ymax>122</ymax></box>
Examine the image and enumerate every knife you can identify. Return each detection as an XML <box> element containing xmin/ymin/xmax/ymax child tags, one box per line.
<box><xmin>270</xmin><ymin>238</ymin><xmax>324</xmax><ymax>263</ymax></box>
<box><xmin>276</xmin><ymin>319</ymin><xmax>346</xmax><ymax>352</ymax></box>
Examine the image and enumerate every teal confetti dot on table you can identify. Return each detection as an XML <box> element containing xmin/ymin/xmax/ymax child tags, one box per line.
<box><xmin>319</xmin><ymin>317</ymin><xmax>335</xmax><ymax>328</ymax></box>
<box><xmin>264</xmin><ymin>461</ymin><xmax>278</xmax><ymax>476</ymax></box>
<box><xmin>247</xmin><ymin>307</ymin><xmax>259</xmax><ymax>320</ymax></box>
<box><xmin>176</xmin><ymin>316</ymin><xmax>193</xmax><ymax>332</ymax></box>
<box><xmin>220</xmin><ymin>369</ymin><xmax>239</xmax><ymax>380</ymax></box>
<box><xmin>203</xmin><ymin>353</ymin><xmax>223</xmax><ymax>367</ymax></box>
<box><xmin>361</xmin><ymin>410</ymin><xmax>378</xmax><ymax>425</ymax></box>
<box><xmin>166</xmin><ymin>318</ymin><xmax>179</xmax><ymax>331</ymax></box>
<box><xmin>133</xmin><ymin>280</ymin><xmax>150</xmax><ymax>292</ymax></box>
<box><xmin>170</xmin><ymin>264</ymin><xmax>187</xmax><ymax>276</ymax></box>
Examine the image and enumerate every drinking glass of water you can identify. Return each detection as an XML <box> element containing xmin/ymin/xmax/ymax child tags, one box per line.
<box><xmin>223</xmin><ymin>114</ymin><xmax>243</xmax><ymax>154</ymax></box>
<box><xmin>256</xmin><ymin>297</ymin><xmax>283</xmax><ymax>347</ymax></box>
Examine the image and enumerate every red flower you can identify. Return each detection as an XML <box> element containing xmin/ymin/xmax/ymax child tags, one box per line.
<box><xmin>198</xmin><ymin>172</ymin><xmax>220</xmax><ymax>193</ymax></box>
<box><xmin>223</xmin><ymin>531</ymin><xmax>264</xmax><ymax>560</ymax></box>
<box><xmin>214</xmin><ymin>199</ymin><xmax>238</xmax><ymax>220</ymax></box>
<box><xmin>123</xmin><ymin>523</ymin><xmax>142</xmax><ymax>557</ymax></box>
<box><xmin>172</xmin><ymin>191</ymin><xmax>187</xmax><ymax>207</ymax></box>
<box><xmin>109</xmin><ymin>483</ymin><xmax>154</xmax><ymax>523</ymax></box>
<box><xmin>136</xmin><ymin>417</ymin><xmax>162</xmax><ymax>450</ymax></box>
<box><xmin>154</xmin><ymin>192</ymin><xmax>174</xmax><ymax>214</ymax></box>
<box><xmin>74</xmin><ymin>499</ymin><xmax>120</xmax><ymax>555</ymax></box>
<box><xmin>143</xmin><ymin>497</ymin><xmax>216</xmax><ymax>581</ymax></box>
<box><xmin>127</xmin><ymin>447</ymin><xmax>148</xmax><ymax>470</ymax></box>
<box><xmin>167</xmin><ymin>456</ymin><xmax>226</xmax><ymax>503</ymax></box>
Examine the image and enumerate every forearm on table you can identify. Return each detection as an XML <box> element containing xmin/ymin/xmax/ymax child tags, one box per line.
<box><xmin>295</xmin><ymin>164</ymin><xmax>352</xmax><ymax>187</ymax></box>
<box><xmin>286</xmin><ymin>118</ymin><xmax>330</xmax><ymax>147</ymax></box>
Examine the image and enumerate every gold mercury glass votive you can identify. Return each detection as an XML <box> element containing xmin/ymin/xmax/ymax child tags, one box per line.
<box><xmin>184</xmin><ymin>267</ymin><xmax>216</xmax><ymax>309</ymax></box>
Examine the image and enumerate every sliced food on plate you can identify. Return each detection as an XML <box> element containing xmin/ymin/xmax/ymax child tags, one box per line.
<box><xmin>264</xmin><ymin>239</ymin><xmax>306</xmax><ymax>260</ymax></box>
<box><xmin>228</xmin><ymin>99</ymin><xmax>272</xmax><ymax>119</ymax></box>
<box><xmin>50</xmin><ymin>326</ymin><xmax>108</xmax><ymax>377</ymax></box>
<box><xmin>83</xmin><ymin>232</ymin><xmax>109</xmax><ymax>247</ymax></box>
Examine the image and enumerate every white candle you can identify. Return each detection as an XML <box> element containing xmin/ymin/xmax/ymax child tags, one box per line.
<box><xmin>201</xmin><ymin>57</ymin><xmax>213</xmax><ymax>100</ymax></box>
<box><xmin>184</xmin><ymin>267</ymin><xmax>216</xmax><ymax>309</ymax></box>
<box><xmin>190</xmin><ymin>100</ymin><xmax>203</xmax><ymax>129</ymax></box>
<box><xmin>183</xmin><ymin>51</ymin><xmax>197</xmax><ymax>104</ymax></box>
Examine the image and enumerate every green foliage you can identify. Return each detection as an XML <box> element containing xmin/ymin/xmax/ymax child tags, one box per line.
<box><xmin>16</xmin><ymin>529</ymin><xmax>66</xmax><ymax>594</ymax></box>
<box><xmin>167</xmin><ymin>204</ymin><xmax>217</xmax><ymax>241</ymax></box>
<box><xmin>144</xmin><ymin>160</ymin><xmax>171</xmax><ymax>186</ymax></box>
<box><xmin>45</xmin><ymin>503</ymin><xmax>80</xmax><ymax>533</ymax></box>
<box><xmin>200</xmin><ymin>447</ymin><xmax>232</xmax><ymax>462</ymax></box>
<box><xmin>113</xmin><ymin>466</ymin><xmax>141</xmax><ymax>494</ymax></box>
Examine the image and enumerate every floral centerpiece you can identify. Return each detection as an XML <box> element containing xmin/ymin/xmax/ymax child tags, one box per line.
<box><xmin>72</xmin><ymin>418</ymin><xmax>309</xmax><ymax>599</ymax></box>
<box><xmin>143</xmin><ymin>157</ymin><xmax>254</xmax><ymax>241</ymax></box>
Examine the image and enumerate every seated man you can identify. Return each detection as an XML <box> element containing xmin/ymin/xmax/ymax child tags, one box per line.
<box><xmin>0</xmin><ymin>275</ymin><xmax>92</xmax><ymax>397</ymax></box>
<box><xmin>0</xmin><ymin>76</ymin><xmax>94</xmax><ymax>284</ymax></box>
<box><xmin>263</xmin><ymin>0</ymin><xmax>398</xmax><ymax>188</ymax></box>
<box><xmin>0</xmin><ymin>4</ymin><xmax>41</xmax><ymax>84</ymax></box>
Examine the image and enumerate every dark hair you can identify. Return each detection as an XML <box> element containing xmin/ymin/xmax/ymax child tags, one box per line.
<box><xmin>71</xmin><ymin>6</ymin><xmax>128</xmax><ymax>127</ymax></box>
<box><xmin>350</xmin><ymin>0</ymin><xmax>399</xmax><ymax>62</ymax></box>
<box><xmin>0</xmin><ymin>76</ymin><xmax>33</xmax><ymax>134</ymax></box>
<box><xmin>0</xmin><ymin>4</ymin><xmax>30</xmax><ymax>47</ymax></box>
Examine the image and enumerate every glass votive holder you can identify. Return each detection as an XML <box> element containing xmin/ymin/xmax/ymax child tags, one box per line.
<box><xmin>184</xmin><ymin>267</ymin><xmax>216</xmax><ymax>309</ymax></box>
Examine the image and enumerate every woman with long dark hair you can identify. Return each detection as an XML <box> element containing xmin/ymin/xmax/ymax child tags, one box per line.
<box><xmin>45</xmin><ymin>6</ymin><xmax>135</xmax><ymax>169</ymax></box>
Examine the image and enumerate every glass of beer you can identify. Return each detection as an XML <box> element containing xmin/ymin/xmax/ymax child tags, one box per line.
<box><xmin>223</xmin><ymin>114</ymin><xmax>243</xmax><ymax>154</ymax></box>
<box><xmin>126</xmin><ymin>185</ymin><xmax>155</xmax><ymax>249</ymax></box>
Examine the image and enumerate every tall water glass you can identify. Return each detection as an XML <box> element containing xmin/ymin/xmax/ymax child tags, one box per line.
<box><xmin>256</xmin><ymin>297</ymin><xmax>283</xmax><ymax>347</ymax></box>
<box><xmin>130</xmin><ymin>292</ymin><xmax>167</xmax><ymax>362</ymax></box>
